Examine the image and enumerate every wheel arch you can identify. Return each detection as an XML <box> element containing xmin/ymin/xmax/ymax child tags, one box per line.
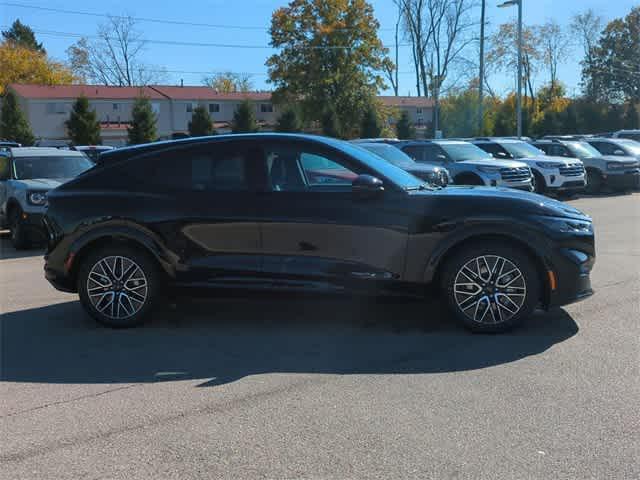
<box><xmin>453</xmin><ymin>172</ymin><xmax>485</xmax><ymax>185</ymax></box>
<box><xmin>67</xmin><ymin>225</ymin><xmax>175</xmax><ymax>285</ymax></box>
<box><xmin>427</xmin><ymin>231</ymin><xmax>552</xmax><ymax>307</ymax></box>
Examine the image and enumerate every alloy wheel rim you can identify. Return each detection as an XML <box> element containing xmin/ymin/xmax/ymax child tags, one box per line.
<box><xmin>453</xmin><ymin>255</ymin><xmax>526</xmax><ymax>324</ymax></box>
<box><xmin>87</xmin><ymin>256</ymin><xmax>148</xmax><ymax>319</ymax></box>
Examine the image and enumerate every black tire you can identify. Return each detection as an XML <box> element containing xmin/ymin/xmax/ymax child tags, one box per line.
<box><xmin>532</xmin><ymin>171</ymin><xmax>546</xmax><ymax>194</ymax></box>
<box><xmin>440</xmin><ymin>242</ymin><xmax>541</xmax><ymax>333</ymax></box>
<box><xmin>9</xmin><ymin>207</ymin><xmax>29</xmax><ymax>250</ymax></box>
<box><xmin>77</xmin><ymin>245</ymin><xmax>161</xmax><ymax>328</ymax></box>
<box><xmin>454</xmin><ymin>174</ymin><xmax>484</xmax><ymax>186</ymax></box>
<box><xmin>585</xmin><ymin>168</ymin><xmax>603</xmax><ymax>195</ymax></box>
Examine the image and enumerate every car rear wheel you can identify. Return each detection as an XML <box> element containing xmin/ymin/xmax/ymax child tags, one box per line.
<box><xmin>77</xmin><ymin>245</ymin><xmax>160</xmax><ymax>328</ymax></box>
<box><xmin>9</xmin><ymin>207</ymin><xmax>29</xmax><ymax>250</ymax></box>
<box><xmin>441</xmin><ymin>243</ymin><xmax>541</xmax><ymax>333</ymax></box>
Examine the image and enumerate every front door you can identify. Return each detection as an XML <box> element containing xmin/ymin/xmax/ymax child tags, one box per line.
<box><xmin>257</xmin><ymin>140</ymin><xmax>410</xmax><ymax>288</ymax></box>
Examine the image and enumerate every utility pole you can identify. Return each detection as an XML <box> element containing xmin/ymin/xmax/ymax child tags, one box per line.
<box><xmin>498</xmin><ymin>0</ymin><xmax>523</xmax><ymax>137</ymax></box>
<box><xmin>478</xmin><ymin>0</ymin><xmax>486</xmax><ymax>136</ymax></box>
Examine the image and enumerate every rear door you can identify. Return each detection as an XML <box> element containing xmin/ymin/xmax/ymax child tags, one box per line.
<box><xmin>257</xmin><ymin>139</ymin><xmax>410</xmax><ymax>287</ymax></box>
<box><xmin>125</xmin><ymin>141</ymin><xmax>262</xmax><ymax>284</ymax></box>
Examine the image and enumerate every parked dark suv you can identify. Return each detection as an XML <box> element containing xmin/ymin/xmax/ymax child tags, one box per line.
<box><xmin>43</xmin><ymin>134</ymin><xmax>595</xmax><ymax>332</ymax></box>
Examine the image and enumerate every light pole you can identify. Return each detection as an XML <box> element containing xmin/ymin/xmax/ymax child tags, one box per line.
<box><xmin>498</xmin><ymin>0</ymin><xmax>522</xmax><ymax>138</ymax></box>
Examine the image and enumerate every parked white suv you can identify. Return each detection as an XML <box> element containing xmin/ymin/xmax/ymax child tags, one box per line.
<box><xmin>0</xmin><ymin>148</ymin><xmax>94</xmax><ymax>248</ymax></box>
<box><xmin>472</xmin><ymin>138</ymin><xmax>586</xmax><ymax>195</ymax></box>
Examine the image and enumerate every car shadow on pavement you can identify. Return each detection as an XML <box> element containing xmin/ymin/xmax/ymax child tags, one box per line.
<box><xmin>0</xmin><ymin>232</ymin><xmax>44</xmax><ymax>260</ymax></box>
<box><xmin>0</xmin><ymin>294</ymin><xmax>579</xmax><ymax>388</ymax></box>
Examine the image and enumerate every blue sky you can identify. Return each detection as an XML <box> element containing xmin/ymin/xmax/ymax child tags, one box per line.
<box><xmin>1</xmin><ymin>0</ymin><xmax>637</xmax><ymax>96</ymax></box>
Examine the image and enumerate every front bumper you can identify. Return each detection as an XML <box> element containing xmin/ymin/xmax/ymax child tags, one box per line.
<box><xmin>603</xmin><ymin>170</ymin><xmax>640</xmax><ymax>190</ymax></box>
<box><xmin>542</xmin><ymin>169</ymin><xmax>587</xmax><ymax>192</ymax></box>
<box><xmin>19</xmin><ymin>211</ymin><xmax>47</xmax><ymax>243</ymax></box>
<box><xmin>547</xmin><ymin>247</ymin><xmax>595</xmax><ymax>308</ymax></box>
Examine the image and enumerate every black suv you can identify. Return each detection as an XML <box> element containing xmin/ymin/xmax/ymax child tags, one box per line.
<box><xmin>43</xmin><ymin>134</ymin><xmax>595</xmax><ymax>332</ymax></box>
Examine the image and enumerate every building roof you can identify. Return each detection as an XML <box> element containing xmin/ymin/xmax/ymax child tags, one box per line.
<box><xmin>378</xmin><ymin>96</ymin><xmax>434</xmax><ymax>108</ymax></box>
<box><xmin>149</xmin><ymin>85</ymin><xmax>272</xmax><ymax>101</ymax></box>
<box><xmin>9</xmin><ymin>84</ymin><xmax>436</xmax><ymax>107</ymax></box>
<box><xmin>8</xmin><ymin>84</ymin><xmax>166</xmax><ymax>100</ymax></box>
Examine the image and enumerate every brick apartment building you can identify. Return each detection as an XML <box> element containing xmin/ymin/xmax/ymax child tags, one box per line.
<box><xmin>6</xmin><ymin>83</ymin><xmax>434</xmax><ymax>146</ymax></box>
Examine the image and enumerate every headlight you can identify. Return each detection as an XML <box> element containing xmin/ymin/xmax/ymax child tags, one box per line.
<box><xmin>477</xmin><ymin>166</ymin><xmax>501</xmax><ymax>174</ymax></box>
<box><xmin>27</xmin><ymin>191</ymin><xmax>48</xmax><ymax>206</ymax></box>
<box><xmin>536</xmin><ymin>162</ymin><xmax>560</xmax><ymax>169</ymax></box>
<box><xmin>606</xmin><ymin>162</ymin><xmax>626</xmax><ymax>170</ymax></box>
<box><xmin>533</xmin><ymin>216</ymin><xmax>593</xmax><ymax>234</ymax></box>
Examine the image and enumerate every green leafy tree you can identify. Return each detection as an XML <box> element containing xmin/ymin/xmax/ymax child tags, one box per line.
<box><xmin>267</xmin><ymin>0</ymin><xmax>392</xmax><ymax>139</ymax></box>
<box><xmin>231</xmin><ymin>100</ymin><xmax>258</xmax><ymax>133</ymax></box>
<box><xmin>395</xmin><ymin>110</ymin><xmax>415</xmax><ymax>139</ymax></box>
<box><xmin>360</xmin><ymin>103</ymin><xmax>383</xmax><ymax>138</ymax></box>
<box><xmin>65</xmin><ymin>96</ymin><xmax>101</xmax><ymax>145</ymax></box>
<box><xmin>2</xmin><ymin>19</ymin><xmax>45</xmax><ymax>53</ymax></box>
<box><xmin>188</xmin><ymin>105</ymin><xmax>215</xmax><ymax>136</ymax></box>
<box><xmin>127</xmin><ymin>96</ymin><xmax>157</xmax><ymax>145</ymax></box>
<box><xmin>275</xmin><ymin>108</ymin><xmax>302</xmax><ymax>132</ymax></box>
<box><xmin>0</xmin><ymin>89</ymin><xmax>35</xmax><ymax>145</ymax></box>
<box><xmin>583</xmin><ymin>7</ymin><xmax>640</xmax><ymax>103</ymax></box>
<box><xmin>321</xmin><ymin>108</ymin><xmax>341</xmax><ymax>138</ymax></box>
<box><xmin>623</xmin><ymin>103</ymin><xmax>639</xmax><ymax>129</ymax></box>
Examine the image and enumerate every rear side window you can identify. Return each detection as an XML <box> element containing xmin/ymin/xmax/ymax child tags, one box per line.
<box><xmin>0</xmin><ymin>156</ymin><xmax>10</xmax><ymax>179</ymax></box>
<box><xmin>129</xmin><ymin>144</ymin><xmax>250</xmax><ymax>192</ymax></box>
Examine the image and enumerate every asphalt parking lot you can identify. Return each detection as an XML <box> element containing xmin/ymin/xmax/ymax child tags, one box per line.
<box><xmin>1</xmin><ymin>192</ymin><xmax>639</xmax><ymax>480</ymax></box>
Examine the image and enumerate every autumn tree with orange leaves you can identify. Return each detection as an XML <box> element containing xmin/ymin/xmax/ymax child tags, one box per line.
<box><xmin>267</xmin><ymin>0</ymin><xmax>393</xmax><ymax>138</ymax></box>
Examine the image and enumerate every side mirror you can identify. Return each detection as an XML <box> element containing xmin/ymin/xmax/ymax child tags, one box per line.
<box><xmin>352</xmin><ymin>174</ymin><xmax>384</xmax><ymax>197</ymax></box>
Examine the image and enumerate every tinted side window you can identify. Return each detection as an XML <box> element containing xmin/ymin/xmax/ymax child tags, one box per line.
<box><xmin>0</xmin><ymin>156</ymin><xmax>10</xmax><ymax>179</ymax></box>
<box><xmin>535</xmin><ymin>144</ymin><xmax>552</xmax><ymax>155</ymax></box>
<box><xmin>130</xmin><ymin>145</ymin><xmax>249</xmax><ymax>192</ymax></box>
<box><xmin>478</xmin><ymin>143</ymin><xmax>510</xmax><ymax>158</ymax></box>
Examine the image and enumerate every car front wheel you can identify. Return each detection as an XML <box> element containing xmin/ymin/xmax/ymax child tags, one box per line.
<box><xmin>441</xmin><ymin>243</ymin><xmax>541</xmax><ymax>333</ymax></box>
<box><xmin>77</xmin><ymin>245</ymin><xmax>160</xmax><ymax>328</ymax></box>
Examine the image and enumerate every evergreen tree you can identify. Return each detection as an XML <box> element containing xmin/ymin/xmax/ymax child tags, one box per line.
<box><xmin>65</xmin><ymin>96</ymin><xmax>101</xmax><ymax>145</ymax></box>
<box><xmin>623</xmin><ymin>103</ymin><xmax>639</xmax><ymax>129</ymax></box>
<box><xmin>0</xmin><ymin>90</ymin><xmax>35</xmax><ymax>145</ymax></box>
<box><xmin>395</xmin><ymin>111</ymin><xmax>415</xmax><ymax>139</ymax></box>
<box><xmin>2</xmin><ymin>19</ymin><xmax>45</xmax><ymax>53</ymax></box>
<box><xmin>188</xmin><ymin>105</ymin><xmax>215</xmax><ymax>136</ymax></box>
<box><xmin>360</xmin><ymin>103</ymin><xmax>382</xmax><ymax>138</ymax></box>
<box><xmin>275</xmin><ymin>108</ymin><xmax>302</xmax><ymax>132</ymax></box>
<box><xmin>127</xmin><ymin>96</ymin><xmax>157</xmax><ymax>145</ymax></box>
<box><xmin>321</xmin><ymin>108</ymin><xmax>341</xmax><ymax>138</ymax></box>
<box><xmin>231</xmin><ymin>100</ymin><xmax>258</xmax><ymax>133</ymax></box>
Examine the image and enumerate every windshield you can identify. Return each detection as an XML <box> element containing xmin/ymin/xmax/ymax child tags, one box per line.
<box><xmin>566</xmin><ymin>141</ymin><xmax>601</xmax><ymax>158</ymax></box>
<box><xmin>501</xmin><ymin>142</ymin><xmax>545</xmax><ymax>158</ymax></box>
<box><xmin>357</xmin><ymin>144</ymin><xmax>416</xmax><ymax>166</ymax></box>
<box><xmin>13</xmin><ymin>156</ymin><xmax>94</xmax><ymax>180</ymax></box>
<box><xmin>616</xmin><ymin>140</ymin><xmax>640</xmax><ymax>155</ymax></box>
<box><xmin>438</xmin><ymin>143</ymin><xmax>494</xmax><ymax>162</ymax></box>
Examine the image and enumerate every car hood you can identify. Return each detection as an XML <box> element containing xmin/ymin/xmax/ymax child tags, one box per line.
<box><xmin>456</xmin><ymin>159</ymin><xmax>527</xmax><ymax>169</ymax></box>
<box><xmin>14</xmin><ymin>178</ymin><xmax>70</xmax><ymax>190</ymax></box>
<box><xmin>600</xmin><ymin>155</ymin><xmax>639</xmax><ymax>165</ymax></box>
<box><xmin>419</xmin><ymin>185</ymin><xmax>590</xmax><ymax>221</ymax></box>
<box><xmin>513</xmin><ymin>155</ymin><xmax>577</xmax><ymax>166</ymax></box>
<box><xmin>397</xmin><ymin>162</ymin><xmax>441</xmax><ymax>173</ymax></box>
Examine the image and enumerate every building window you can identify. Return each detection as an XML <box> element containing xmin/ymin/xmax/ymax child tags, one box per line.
<box><xmin>45</xmin><ymin>102</ymin><xmax>66</xmax><ymax>114</ymax></box>
<box><xmin>186</xmin><ymin>103</ymin><xmax>193</xmax><ymax>113</ymax></box>
<box><xmin>113</xmin><ymin>103</ymin><xmax>119</xmax><ymax>111</ymax></box>
<box><xmin>260</xmin><ymin>103</ymin><xmax>273</xmax><ymax>113</ymax></box>
<box><xmin>151</xmin><ymin>103</ymin><xmax>160</xmax><ymax>115</ymax></box>
<box><xmin>209</xmin><ymin>103</ymin><xmax>220</xmax><ymax>113</ymax></box>
<box><xmin>416</xmin><ymin>108</ymin><xmax>423</xmax><ymax>115</ymax></box>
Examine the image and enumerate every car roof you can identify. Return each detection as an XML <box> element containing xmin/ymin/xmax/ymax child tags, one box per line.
<box><xmin>98</xmin><ymin>133</ymin><xmax>359</xmax><ymax>163</ymax></box>
<box><xmin>10</xmin><ymin>147</ymin><xmax>87</xmax><ymax>158</ymax></box>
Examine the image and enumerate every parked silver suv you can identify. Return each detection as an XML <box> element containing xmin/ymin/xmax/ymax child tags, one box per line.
<box><xmin>391</xmin><ymin>140</ymin><xmax>533</xmax><ymax>191</ymax></box>
<box><xmin>0</xmin><ymin>147</ymin><xmax>94</xmax><ymax>248</ymax></box>
<box><xmin>533</xmin><ymin>138</ymin><xmax>640</xmax><ymax>193</ymax></box>
<box><xmin>471</xmin><ymin>138</ymin><xmax>586</xmax><ymax>195</ymax></box>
